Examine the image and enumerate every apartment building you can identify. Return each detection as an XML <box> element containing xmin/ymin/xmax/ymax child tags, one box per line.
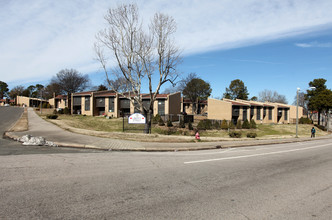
<box><xmin>48</xmin><ymin>95</ymin><xmax>68</xmax><ymax>109</ymax></box>
<box><xmin>207</xmin><ymin>98</ymin><xmax>303</xmax><ymax>124</ymax></box>
<box><xmin>71</xmin><ymin>90</ymin><xmax>181</xmax><ymax>118</ymax></box>
<box><xmin>16</xmin><ymin>96</ymin><xmax>48</xmax><ymax>107</ymax></box>
<box><xmin>181</xmin><ymin>98</ymin><xmax>208</xmax><ymax>115</ymax></box>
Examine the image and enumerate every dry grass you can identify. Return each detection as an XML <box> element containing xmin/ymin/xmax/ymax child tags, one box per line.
<box><xmin>39</xmin><ymin>111</ymin><xmax>328</xmax><ymax>140</ymax></box>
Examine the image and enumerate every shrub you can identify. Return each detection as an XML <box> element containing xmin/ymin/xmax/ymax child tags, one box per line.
<box><xmin>197</xmin><ymin>119</ymin><xmax>212</xmax><ymax>130</ymax></box>
<box><xmin>47</xmin><ymin>103</ymin><xmax>51</xmax><ymax>108</ymax></box>
<box><xmin>242</xmin><ymin>119</ymin><xmax>250</xmax><ymax>129</ymax></box>
<box><xmin>246</xmin><ymin>132</ymin><xmax>257</xmax><ymax>138</ymax></box>
<box><xmin>42</xmin><ymin>103</ymin><xmax>48</xmax><ymax>108</ymax></box>
<box><xmin>229</xmin><ymin>131</ymin><xmax>242</xmax><ymax>138</ymax></box>
<box><xmin>179</xmin><ymin>119</ymin><xmax>186</xmax><ymax>128</ymax></box>
<box><xmin>221</xmin><ymin>119</ymin><xmax>228</xmax><ymax>130</ymax></box>
<box><xmin>299</xmin><ymin>117</ymin><xmax>313</xmax><ymax>124</ymax></box>
<box><xmin>64</xmin><ymin>107</ymin><xmax>70</xmax><ymax>115</ymax></box>
<box><xmin>236</xmin><ymin>120</ymin><xmax>242</xmax><ymax>129</ymax></box>
<box><xmin>58</xmin><ymin>108</ymin><xmax>64</xmax><ymax>114</ymax></box>
<box><xmin>158</xmin><ymin>117</ymin><xmax>165</xmax><ymax>126</ymax></box>
<box><xmin>250</xmin><ymin>119</ymin><xmax>257</xmax><ymax>129</ymax></box>
<box><xmin>152</xmin><ymin>114</ymin><xmax>161</xmax><ymax>124</ymax></box>
<box><xmin>46</xmin><ymin>114</ymin><xmax>58</xmax><ymax>119</ymax></box>
<box><xmin>188</xmin><ymin>121</ymin><xmax>193</xmax><ymax>130</ymax></box>
<box><xmin>213</xmin><ymin>121</ymin><xmax>221</xmax><ymax>130</ymax></box>
<box><xmin>167</xmin><ymin>119</ymin><xmax>173</xmax><ymax>127</ymax></box>
<box><xmin>229</xmin><ymin>121</ymin><xmax>235</xmax><ymax>129</ymax></box>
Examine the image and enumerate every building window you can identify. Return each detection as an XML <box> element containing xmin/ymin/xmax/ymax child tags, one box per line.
<box><xmin>256</xmin><ymin>107</ymin><xmax>261</xmax><ymax>120</ymax></box>
<box><xmin>284</xmin><ymin>109</ymin><xmax>288</xmax><ymax>120</ymax></box>
<box><xmin>158</xmin><ymin>100</ymin><xmax>165</xmax><ymax>115</ymax></box>
<box><xmin>109</xmin><ymin>97</ymin><xmax>114</xmax><ymax>112</ymax></box>
<box><xmin>268</xmin><ymin>108</ymin><xmax>272</xmax><ymax>120</ymax></box>
<box><xmin>243</xmin><ymin>107</ymin><xmax>247</xmax><ymax>121</ymax></box>
<box><xmin>85</xmin><ymin>97</ymin><xmax>90</xmax><ymax>111</ymax></box>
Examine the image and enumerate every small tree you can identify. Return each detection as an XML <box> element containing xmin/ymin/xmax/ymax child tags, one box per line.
<box><xmin>179</xmin><ymin>119</ymin><xmax>185</xmax><ymax>128</ymax></box>
<box><xmin>0</xmin><ymin>81</ymin><xmax>9</xmax><ymax>98</ymax></box>
<box><xmin>188</xmin><ymin>121</ymin><xmax>193</xmax><ymax>130</ymax></box>
<box><xmin>250</xmin><ymin>119</ymin><xmax>257</xmax><ymax>129</ymax></box>
<box><xmin>242</xmin><ymin>119</ymin><xmax>250</xmax><ymax>129</ymax></box>
<box><xmin>229</xmin><ymin>121</ymin><xmax>235</xmax><ymax>129</ymax></box>
<box><xmin>221</xmin><ymin>119</ymin><xmax>228</xmax><ymax>130</ymax></box>
<box><xmin>167</xmin><ymin>119</ymin><xmax>173</xmax><ymax>127</ymax></box>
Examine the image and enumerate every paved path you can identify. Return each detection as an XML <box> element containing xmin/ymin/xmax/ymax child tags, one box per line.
<box><xmin>6</xmin><ymin>108</ymin><xmax>332</xmax><ymax>151</ymax></box>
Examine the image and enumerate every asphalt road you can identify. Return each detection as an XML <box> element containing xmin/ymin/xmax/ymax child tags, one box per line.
<box><xmin>0</xmin><ymin>106</ymin><xmax>100</xmax><ymax>155</ymax></box>
<box><xmin>1</xmin><ymin>137</ymin><xmax>331</xmax><ymax>219</ymax></box>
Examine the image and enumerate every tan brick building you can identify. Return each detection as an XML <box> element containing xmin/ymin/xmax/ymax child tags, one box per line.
<box><xmin>71</xmin><ymin>90</ymin><xmax>181</xmax><ymax>118</ymax></box>
<box><xmin>48</xmin><ymin>95</ymin><xmax>68</xmax><ymax>109</ymax></box>
<box><xmin>207</xmin><ymin>98</ymin><xmax>303</xmax><ymax>124</ymax></box>
<box><xmin>16</xmin><ymin>96</ymin><xmax>48</xmax><ymax>107</ymax></box>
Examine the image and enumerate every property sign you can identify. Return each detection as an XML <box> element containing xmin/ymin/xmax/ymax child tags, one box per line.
<box><xmin>128</xmin><ymin>113</ymin><xmax>146</xmax><ymax>124</ymax></box>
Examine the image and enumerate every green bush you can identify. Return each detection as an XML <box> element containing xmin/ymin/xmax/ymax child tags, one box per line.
<box><xmin>158</xmin><ymin>117</ymin><xmax>165</xmax><ymax>126</ymax></box>
<box><xmin>242</xmin><ymin>119</ymin><xmax>250</xmax><ymax>129</ymax></box>
<box><xmin>152</xmin><ymin>114</ymin><xmax>161</xmax><ymax>124</ymax></box>
<box><xmin>167</xmin><ymin>119</ymin><xmax>173</xmax><ymax>127</ymax></box>
<box><xmin>53</xmin><ymin>109</ymin><xmax>58</xmax><ymax>114</ymax></box>
<box><xmin>299</xmin><ymin>117</ymin><xmax>313</xmax><ymax>124</ymax></box>
<box><xmin>229</xmin><ymin>131</ymin><xmax>242</xmax><ymax>138</ymax></box>
<box><xmin>229</xmin><ymin>121</ymin><xmax>235</xmax><ymax>129</ymax></box>
<box><xmin>42</xmin><ymin>103</ymin><xmax>48</xmax><ymax>108</ymax></box>
<box><xmin>162</xmin><ymin>127</ymin><xmax>177</xmax><ymax>135</ymax></box>
<box><xmin>236</xmin><ymin>120</ymin><xmax>242</xmax><ymax>129</ymax></box>
<box><xmin>179</xmin><ymin>119</ymin><xmax>186</xmax><ymax>128</ymax></box>
<box><xmin>46</xmin><ymin>114</ymin><xmax>58</xmax><ymax>119</ymax></box>
<box><xmin>221</xmin><ymin>119</ymin><xmax>228</xmax><ymax>130</ymax></box>
<box><xmin>47</xmin><ymin>103</ymin><xmax>51</xmax><ymax>108</ymax></box>
<box><xmin>188</xmin><ymin>121</ymin><xmax>193</xmax><ymax>130</ymax></box>
<box><xmin>197</xmin><ymin>119</ymin><xmax>212</xmax><ymax>130</ymax></box>
<box><xmin>250</xmin><ymin>119</ymin><xmax>257</xmax><ymax>129</ymax></box>
<box><xmin>246</xmin><ymin>132</ymin><xmax>257</xmax><ymax>138</ymax></box>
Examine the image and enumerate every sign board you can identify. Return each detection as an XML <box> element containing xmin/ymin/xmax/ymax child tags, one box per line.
<box><xmin>128</xmin><ymin>113</ymin><xmax>146</xmax><ymax>124</ymax></box>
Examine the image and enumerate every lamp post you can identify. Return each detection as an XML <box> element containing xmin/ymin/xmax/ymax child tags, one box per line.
<box><xmin>296</xmin><ymin>86</ymin><xmax>316</xmax><ymax>138</ymax></box>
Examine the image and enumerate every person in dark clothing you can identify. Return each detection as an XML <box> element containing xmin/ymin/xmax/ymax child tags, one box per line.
<box><xmin>311</xmin><ymin>127</ymin><xmax>316</xmax><ymax>138</ymax></box>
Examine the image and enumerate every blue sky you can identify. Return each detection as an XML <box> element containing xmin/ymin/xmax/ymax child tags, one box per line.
<box><xmin>1</xmin><ymin>0</ymin><xmax>332</xmax><ymax>104</ymax></box>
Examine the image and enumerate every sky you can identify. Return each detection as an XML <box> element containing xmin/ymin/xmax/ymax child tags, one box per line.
<box><xmin>1</xmin><ymin>0</ymin><xmax>332</xmax><ymax>104</ymax></box>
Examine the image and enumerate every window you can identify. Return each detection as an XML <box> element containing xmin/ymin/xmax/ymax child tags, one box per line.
<box><xmin>243</xmin><ymin>107</ymin><xmax>247</xmax><ymax>121</ymax></box>
<box><xmin>284</xmin><ymin>109</ymin><xmax>288</xmax><ymax>120</ymax></box>
<box><xmin>256</xmin><ymin>107</ymin><xmax>261</xmax><ymax>120</ymax></box>
<box><xmin>109</xmin><ymin>97</ymin><xmax>114</xmax><ymax>112</ymax></box>
<box><xmin>268</xmin><ymin>108</ymin><xmax>272</xmax><ymax>120</ymax></box>
<box><xmin>158</xmin><ymin>100</ymin><xmax>165</xmax><ymax>115</ymax></box>
<box><xmin>85</xmin><ymin>97</ymin><xmax>90</xmax><ymax>111</ymax></box>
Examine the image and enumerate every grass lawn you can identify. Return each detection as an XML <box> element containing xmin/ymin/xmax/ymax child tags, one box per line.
<box><xmin>39</xmin><ymin>111</ymin><xmax>327</xmax><ymax>139</ymax></box>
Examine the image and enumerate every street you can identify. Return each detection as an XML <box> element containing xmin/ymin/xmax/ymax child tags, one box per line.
<box><xmin>0</xmin><ymin>106</ymin><xmax>331</xmax><ymax>219</ymax></box>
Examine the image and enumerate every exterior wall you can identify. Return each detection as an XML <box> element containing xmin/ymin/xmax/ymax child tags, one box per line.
<box><xmin>207</xmin><ymin>98</ymin><xmax>232</xmax><ymax>120</ymax></box>
<box><xmin>289</xmin><ymin>105</ymin><xmax>303</xmax><ymax>124</ymax></box>
<box><xmin>16</xmin><ymin>96</ymin><xmax>31</xmax><ymax>107</ymax></box>
<box><xmin>168</xmin><ymin>92</ymin><xmax>181</xmax><ymax>116</ymax></box>
<box><xmin>48</xmin><ymin>98</ymin><xmax>55</xmax><ymax>107</ymax></box>
<box><xmin>81</xmin><ymin>96</ymin><xmax>93</xmax><ymax>116</ymax></box>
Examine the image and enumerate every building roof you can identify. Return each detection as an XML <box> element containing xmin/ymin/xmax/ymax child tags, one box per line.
<box><xmin>72</xmin><ymin>91</ymin><xmax>94</xmax><ymax>96</ymax></box>
<box><xmin>94</xmin><ymin>90</ymin><xmax>117</xmax><ymax>97</ymax></box>
<box><xmin>55</xmin><ymin>95</ymin><xmax>67</xmax><ymax>99</ymax></box>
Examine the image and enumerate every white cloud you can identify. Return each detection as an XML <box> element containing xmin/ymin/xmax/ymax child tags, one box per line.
<box><xmin>1</xmin><ymin>0</ymin><xmax>332</xmax><ymax>86</ymax></box>
<box><xmin>295</xmin><ymin>41</ymin><xmax>332</xmax><ymax>48</ymax></box>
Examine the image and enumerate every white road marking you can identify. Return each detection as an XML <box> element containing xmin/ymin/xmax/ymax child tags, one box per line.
<box><xmin>184</xmin><ymin>143</ymin><xmax>332</xmax><ymax>164</ymax></box>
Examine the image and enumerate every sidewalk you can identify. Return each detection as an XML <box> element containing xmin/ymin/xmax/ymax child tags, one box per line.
<box><xmin>5</xmin><ymin>108</ymin><xmax>332</xmax><ymax>151</ymax></box>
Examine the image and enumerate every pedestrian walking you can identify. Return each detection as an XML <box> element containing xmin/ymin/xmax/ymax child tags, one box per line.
<box><xmin>311</xmin><ymin>127</ymin><xmax>316</xmax><ymax>138</ymax></box>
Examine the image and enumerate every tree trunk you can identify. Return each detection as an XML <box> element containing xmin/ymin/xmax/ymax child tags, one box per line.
<box><xmin>144</xmin><ymin>109</ymin><xmax>152</xmax><ymax>134</ymax></box>
<box><xmin>318</xmin><ymin>109</ymin><xmax>321</xmax><ymax>125</ymax></box>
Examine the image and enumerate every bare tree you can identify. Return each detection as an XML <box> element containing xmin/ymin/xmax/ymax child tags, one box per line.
<box><xmin>8</xmin><ymin>85</ymin><xmax>25</xmax><ymax>99</ymax></box>
<box><xmin>95</xmin><ymin>4</ymin><xmax>182</xmax><ymax>132</ymax></box>
<box><xmin>51</xmin><ymin>69</ymin><xmax>90</xmax><ymax>112</ymax></box>
<box><xmin>258</xmin><ymin>89</ymin><xmax>288</xmax><ymax>104</ymax></box>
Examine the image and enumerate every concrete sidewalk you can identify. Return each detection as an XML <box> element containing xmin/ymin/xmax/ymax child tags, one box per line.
<box><xmin>5</xmin><ymin>108</ymin><xmax>332</xmax><ymax>151</ymax></box>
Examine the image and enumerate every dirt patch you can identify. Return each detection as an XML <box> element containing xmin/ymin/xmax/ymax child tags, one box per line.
<box><xmin>8</xmin><ymin>108</ymin><xmax>28</xmax><ymax>132</ymax></box>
